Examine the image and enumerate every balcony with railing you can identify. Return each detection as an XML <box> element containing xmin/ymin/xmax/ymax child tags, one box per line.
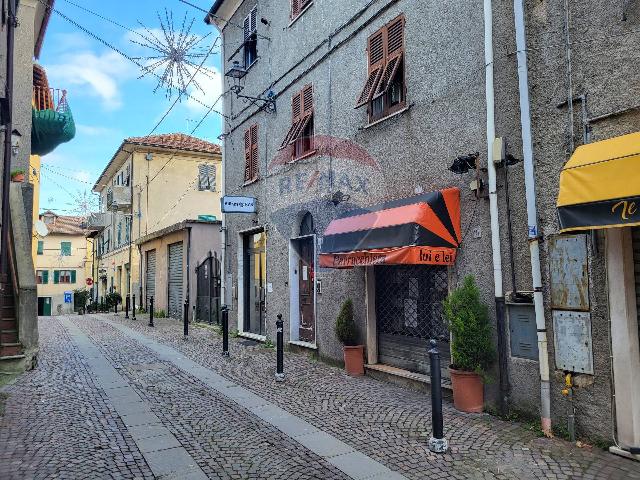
<box><xmin>32</xmin><ymin>64</ymin><xmax>76</xmax><ymax>156</ymax></box>
<box><xmin>107</xmin><ymin>186</ymin><xmax>132</xmax><ymax>211</ymax></box>
<box><xmin>86</xmin><ymin>212</ymin><xmax>108</xmax><ymax>231</ymax></box>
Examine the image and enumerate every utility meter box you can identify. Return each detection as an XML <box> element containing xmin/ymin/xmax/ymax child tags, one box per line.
<box><xmin>552</xmin><ymin>310</ymin><xmax>594</xmax><ymax>374</ymax></box>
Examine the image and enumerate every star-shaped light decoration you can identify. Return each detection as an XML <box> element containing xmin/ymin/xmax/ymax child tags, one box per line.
<box><xmin>131</xmin><ymin>9</ymin><xmax>216</xmax><ymax>100</ymax></box>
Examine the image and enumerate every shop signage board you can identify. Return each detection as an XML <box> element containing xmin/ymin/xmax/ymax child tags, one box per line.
<box><xmin>221</xmin><ymin>196</ymin><xmax>257</xmax><ymax>214</ymax></box>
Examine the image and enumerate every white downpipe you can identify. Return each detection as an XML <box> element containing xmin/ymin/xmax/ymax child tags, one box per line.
<box><xmin>483</xmin><ymin>0</ymin><xmax>503</xmax><ymax>299</ymax></box>
<box><xmin>514</xmin><ymin>0</ymin><xmax>552</xmax><ymax>436</ymax></box>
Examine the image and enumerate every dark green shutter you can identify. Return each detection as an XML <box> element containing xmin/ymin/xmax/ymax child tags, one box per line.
<box><xmin>53</xmin><ymin>270</ymin><xmax>59</xmax><ymax>284</ymax></box>
<box><xmin>71</xmin><ymin>270</ymin><xmax>77</xmax><ymax>284</ymax></box>
<box><xmin>37</xmin><ymin>241</ymin><xmax>43</xmax><ymax>255</ymax></box>
<box><xmin>43</xmin><ymin>270</ymin><xmax>49</xmax><ymax>284</ymax></box>
<box><xmin>61</xmin><ymin>242</ymin><xmax>71</xmax><ymax>256</ymax></box>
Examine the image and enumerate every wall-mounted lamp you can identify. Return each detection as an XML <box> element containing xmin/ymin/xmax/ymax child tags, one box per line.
<box><xmin>11</xmin><ymin>129</ymin><xmax>22</xmax><ymax>157</ymax></box>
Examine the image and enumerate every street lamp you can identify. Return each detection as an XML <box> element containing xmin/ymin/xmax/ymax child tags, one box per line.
<box><xmin>10</xmin><ymin>129</ymin><xmax>21</xmax><ymax>157</ymax></box>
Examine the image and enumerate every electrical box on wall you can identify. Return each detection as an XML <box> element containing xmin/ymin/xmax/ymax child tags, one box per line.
<box><xmin>508</xmin><ymin>303</ymin><xmax>538</xmax><ymax>360</ymax></box>
<box><xmin>552</xmin><ymin>310</ymin><xmax>594</xmax><ymax>374</ymax></box>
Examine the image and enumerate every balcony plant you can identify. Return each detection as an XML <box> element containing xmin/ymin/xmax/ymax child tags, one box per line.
<box><xmin>443</xmin><ymin>275</ymin><xmax>495</xmax><ymax>413</ymax></box>
<box><xmin>10</xmin><ymin>169</ymin><xmax>25</xmax><ymax>182</ymax></box>
<box><xmin>335</xmin><ymin>298</ymin><xmax>364</xmax><ymax>376</ymax></box>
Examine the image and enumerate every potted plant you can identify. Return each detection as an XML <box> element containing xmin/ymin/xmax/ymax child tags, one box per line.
<box><xmin>10</xmin><ymin>169</ymin><xmax>25</xmax><ymax>182</ymax></box>
<box><xmin>335</xmin><ymin>299</ymin><xmax>364</xmax><ymax>376</ymax></box>
<box><xmin>443</xmin><ymin>275</ymin><xmax>495</xmax><ymax>413</ymax></box>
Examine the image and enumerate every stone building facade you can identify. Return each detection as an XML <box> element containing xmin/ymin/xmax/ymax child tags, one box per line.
<box><xmin>206</xmin><ymin>0</ymin><xmax>640</xmax><ymax>451</ymax></box>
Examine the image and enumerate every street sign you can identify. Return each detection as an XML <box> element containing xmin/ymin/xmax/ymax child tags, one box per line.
<box><xmin>86</xmin><ymin>277</ymin><xmax>93</xmax><ymax>286</ymax></box>
<box><xmin>221</xmin><ymin>195</ymin><xmax>257</xmax><ymax>213</ymax></box>
<box><xmin>64</xmin><ymin>292</ymin><xmax>72</xmax><ymax>303</ymax></box>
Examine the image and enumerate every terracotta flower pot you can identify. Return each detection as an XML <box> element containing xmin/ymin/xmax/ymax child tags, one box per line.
<box><xmin>343</xmin><ymin>345</ymin><xmax>364</xmax><ymax>376</ymax></box>
<box><xmin>449</xmin><ymin>367</ymin><xmax>484</xmax><ymax>413</ymax></box>
<box><xmin>11</xmin><ymin>173</ymin><xmax>24</xmax><ymax>182</ymax></box>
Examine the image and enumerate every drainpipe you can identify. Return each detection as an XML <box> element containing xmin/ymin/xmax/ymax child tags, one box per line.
<box><xmin>484</xmin><ymin>0</ymin><xmax>509</xmax><ymax>414</ymax></box>
<box><xmin>0</xmin><ymin>0</ymin><xmax>16</xmax><ymax>284</ymax></box>
<box><xmin>186</xmin><ymin>225</ymin><xmax>191</xmax><ymax>310</ymax></box>
<box><xmin>514</xmin><ymin>0</ymin><xmax>552</xmax><ymax>436</ymax></box>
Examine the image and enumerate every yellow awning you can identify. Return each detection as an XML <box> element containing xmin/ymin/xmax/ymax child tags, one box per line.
<box><xmin>557</xmin><ymin>131</ymin><xmax>640</xmax><ymax>232</ymax></box>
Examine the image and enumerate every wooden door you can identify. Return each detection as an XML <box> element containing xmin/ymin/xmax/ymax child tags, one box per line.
<box><xmin>298</xmin><ymin>237</ymin><xmax>315</xmax><ymax>343</ymax></box>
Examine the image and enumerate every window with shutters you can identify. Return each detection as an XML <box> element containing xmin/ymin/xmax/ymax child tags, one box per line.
<box><xmin>244</xmin><ymin>124</ymin><xmax>259</xmax><ymax>183</ymax></box>
<box><xmin>243</xmin><ymin>6</ymin><xmax>258</xmax><ymax>67</ymax></box>
<box><xmin>291</xmin><ymin>0</ymin><xmax>313</xmax><ymax>21</ymax></box>
<box><xmin>55</xmin><ymin>270</ymin><xmax>74</xmax><ymax>284</ymax></box>
<box><xmin>60</xmin><ymin>241</ymin><xmax>71</xmax><ymax>256</ymax></box>
<box><xmin>278</xmin><ymin>84</ymin><xmax>314</xmax><ymax>161</ymax></box>
<box><xmin>355</xmin><ymin>15</ymin><xmax>406</xmax><ymax>123</ymax></box>
<box><xmin>37</xmin><ymin>240</ymin><xmax>43</xmax><ymax>255</ymax></box>
<box><xmin>36</xmin><ymin>270</ymin><xmax>48</xmax><ymax>284</ymax></box>
<box><xmin>198</xmin><ymin>164</ymin><xmax>217</xmax><ymax>191</ymax></box>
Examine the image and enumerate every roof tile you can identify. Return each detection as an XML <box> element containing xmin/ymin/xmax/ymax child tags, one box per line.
<box><xmin>125</xmin><ymin>133</ymin><xmax>220</xmax><ymax>155</ymax></box>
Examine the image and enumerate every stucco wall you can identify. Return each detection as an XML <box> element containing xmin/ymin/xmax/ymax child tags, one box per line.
<box><xmin>214</xmin><ymin>0</ymin><xmax>640</xmax><ymax>441</ymax></box>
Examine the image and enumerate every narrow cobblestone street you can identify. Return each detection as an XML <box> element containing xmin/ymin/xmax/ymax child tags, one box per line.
<box><xmin>1</xmin><ymin>314</ymin><xmax>640</xmax><ymax>479</ymax></box>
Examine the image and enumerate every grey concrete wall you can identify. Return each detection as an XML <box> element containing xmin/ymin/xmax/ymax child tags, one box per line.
<box><xmin>215</xmin><ymin>0</ymin><xmax>640</xmax><ymax>440</ymax></box>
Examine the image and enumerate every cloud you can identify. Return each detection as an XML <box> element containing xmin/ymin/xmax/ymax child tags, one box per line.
<box><xmin>74</xmin><ymin>171</ymin><xmax>92</xmax><ymax>183</ymax></box>
<box><xmin>76</xmin><ymin>124</ymin><xmax>116</xmax><ymax>137</ymax></box>
<box><xmin>183</xmin><ymin>62</ymin><xmax>224</xmax><ymax>114</ymax></box>
<box><xmin>44</xmin><ymin>50</ymin><xmax>135</xmax><ymax>110</ymax></box>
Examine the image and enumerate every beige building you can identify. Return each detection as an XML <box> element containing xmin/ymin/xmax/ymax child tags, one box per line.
<box><xmin>34</xmin><ymin>212</ymin><xmax>89</xmax><ymax>316</ymax></box>
<box><xmin>90</xmin><ymin>134</ymin><xmax>222</xmax><ymax>312</ymax></box>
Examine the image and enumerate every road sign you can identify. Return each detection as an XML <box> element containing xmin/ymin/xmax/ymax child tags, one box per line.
<box><xmin>64</xmin><ymin>292</ymin><xmax>72</xmax><ymax>304</ymax></box>
<box><xmin>86</xmin><ymin>277</ymin><xmax>93</xmax><ymax>286</ymax></box>
<box><xmin>221</xmin><ymin>195</ymin><xmax>257</xmax><ymax>214</ymax></box>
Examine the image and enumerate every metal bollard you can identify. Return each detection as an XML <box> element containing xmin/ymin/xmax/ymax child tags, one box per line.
<box><xmin>183</xmin><ymin>300</ymin><xmax>189</xmax><ymax>337</ymax></box>
<box><xmin>275</xmin><ymin>314</ymin><xmax>285</xmax><ymax>382</ymax></box>
<box><xmin>221</xmin><ymin>305</ymin><xmax>229</xmax><ymax>357</ymax></box>
<box><xmin>100</xmin><ymin>296</ymin><xmax>103</xmax><ymax>312</ymax></box>
<box><xmin>149</xmin><ymin>296</ymin><xmax>154</xmax><ymax>327</ymax></box>
<box><xmin>428</xmin><ymin>339</ymin><xmax>448</xmax><ymax>453</ymax></box>
<box><xmin>132</xmin><ymin>294</ymin><xmax>136</xmax><ymax>321</ymax></box>
<box><xmin>125</xmin><ymin>295</ymin><xmax>130</xmax><ymax>319</ymax></box>
<box><xmin>114</xmin><ymin>297</ymin><xmax>118</xmax><ymax>315</ymax></box>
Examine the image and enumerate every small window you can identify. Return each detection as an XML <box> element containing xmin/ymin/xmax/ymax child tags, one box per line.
<box><xmin>198</xmin><ymin>164</ymin><xmax>217</xmax><ymax>191</ymax></box>
<box><xmin>54</xmin><ymin>270</ymin><xmax>75</xmax><ymax>284</ymax></box>
<box><xmin>278</xmin><ymin>84</ymin><xmax>314</xmax><ymax>161</ymax></box>
<box><xmin>36</xmin><ymin>270</ymin><xmax>48</xmax><ymax>284</ymax></box>
<box><xmin>124</xmin><ymin>217</ymin><xmax>131</xmax><ymax>243</ymax></box>
<box><xmin>37</xmin><ymin>240</ymin><xmax>43</xmax><ymax>255</ymax></box>
<box><xmin>243</xmin><ymin>6</ymin><xmax>258</xmax><ymax>67</ymax></box>
<box><xmin>291</xmin><ymin>0</ymin><xmax>313</xmax><ymax>21</ymax></box>
<box><xmin>43</xmin><ymin>215</ymin><xmax>54</xmax><ymax>225</ymax></box>
<box><xmin>355</xmin><ymin>15</ymin><xmax>406</xmax><ymax>123</ymax></box>
<box><xmin>244</xmin><ymin>125</ymin><xmax>259</xmax><ymax>183</ymax></box>
<box><xmin>60</xmin><ymin>241</ymin><xmax>71</xmax><ymax>256</ymax></box>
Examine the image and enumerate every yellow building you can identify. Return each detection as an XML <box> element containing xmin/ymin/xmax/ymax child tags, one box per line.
<box><xmin>34</xmin><ymin>211</ymin><xmax>90</xmax><ymax>316</ymax></box>
<box><xmin>90</xmin><ymin>134</ymin><xmax>221</xmax><ymax>306</ymax></box>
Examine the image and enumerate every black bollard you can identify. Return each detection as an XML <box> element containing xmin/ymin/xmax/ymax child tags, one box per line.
<box><xmin>114</xmin><ymin>297</ymin><xmax>118</xmax><ymax>315</ymax></box>
<box><xmin>132</xmin><ymin>294</ymin><xmax>136</xmax><ymax>321</ymax></box>
<box><xmin>427</xmin><ymin>339</ymin><xmax>448</xmax><ymax>453</ymax></box>
<box><xmin>275</xmin><ymin>314</ymin><xmax>284</xmax><ymax>382</ymax></box>
<box><xmin>221</xmin><ymin>305</ymin><xmax>229</xmax><ymax>357</ymax></box>
<box><xmin>125</xmin><ymin>295</ymin><xmax>130</xmax><ymax>319</ymax></box>
<box><xmin>149</xmin><ymin>296</ymin><xmax>154</xmax><ymax>327</ymax></box>
<box><xmin>100</xmin><ymin>296</ymin><xmax>103</xmax><ymax>312</ymax></box>
<box><xmin>183</xmin><ymin>300</ymin><xmax>189</xmax><ymax>337</ymax></box>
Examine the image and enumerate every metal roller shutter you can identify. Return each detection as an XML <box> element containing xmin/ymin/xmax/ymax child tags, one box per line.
<box><xmin>145</xmin><ymin>250</ymin><xmax>156</xmax><ymax>306</ymax></box>
<box><xmin>168</xmin><ymin>242</ymin><xmax>184</xmax><ymax>319</ymax></box>
<box><xmin>632</xmin><ymin>228</ymin><xmax>640</xmax><ymax>338</ymax></box>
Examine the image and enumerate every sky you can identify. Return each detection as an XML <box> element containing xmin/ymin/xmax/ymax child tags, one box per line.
<box><xmin>37</xmin><ymin>0</ymin><xmax>223</xmax><ymax>215</ymax></box>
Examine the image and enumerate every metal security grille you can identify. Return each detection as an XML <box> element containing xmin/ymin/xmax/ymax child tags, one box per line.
<box><xmin>195</xmin><ymin>252</ymin><xmax>222</xmax><ymax>324</ymax></box>
<box><xmin>168</xmin><ymin>242</ymin><xmax>184</xmax><ymax>319</ymax></box>
<box><xmin>632</xmin><ymin>227</ymin><xmax>640</xmax><ymax>341</ymax></box>
<box><xmin>145</xmin><ymin>250</ymin><xmax>156</xmax><ymax>308</ymax></box>
<box><xmin>375</xmin><ymin>265</ymin><xmax>449</xmax><ymax>374</ymax></box>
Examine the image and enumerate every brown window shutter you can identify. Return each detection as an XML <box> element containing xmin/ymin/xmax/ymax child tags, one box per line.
<box><xmin>374</xmin><ymin>16</ymin><xmax>404</xmax><ymax>98</ymax></box>
<box><xmin>244</xmin><ymin>128</ymin><xmax>252</xmax><ymax>182</ymax></box>
<box><xmin>280</xmin><ymin>91</ymin><xmax>304</xmax><ymax>150</ymax></box>
<box><xmin>250</xmin><ymin>124</ymin><xmax>259</xmax><ymax>180</ymax></box>
<box><xmin>355</xmin><ymin>28</ymin><xmax>386</xmax><ymax>108</ymax></box>
<box><xmin>302</xmin><ymin>84</ymin><xmax>313</xmax><ymax>113</ymax></box>
<box><xmin>291</xmin><ymin>0</ymin><xmax>300</xmax><ymax>19</ymax></box>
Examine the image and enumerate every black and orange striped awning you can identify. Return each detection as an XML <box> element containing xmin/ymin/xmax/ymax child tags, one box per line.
<box><xmin>319</xmin><ymin>188</ymin><xmax>461</xmax><ymax>268</ymax></box>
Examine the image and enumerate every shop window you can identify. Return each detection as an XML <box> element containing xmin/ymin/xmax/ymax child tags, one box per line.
<box><xmin>60</xmin><ymin>241</ymin><xmax>71</xmax><ymax>256</ymax></box>
<box><xmin>243</xmin><ymin>6</ymin><xmax>258</xmax><ymax>67</ymax></box>
<box><xmin>355</xmin><ymin>15</ymin><xmax>406</xmax><ymax>123</ymax></box>
<box><xmin>279</xmin><ymin>84</ymin><xmax>314</xmax><ymax>161</ymax></box>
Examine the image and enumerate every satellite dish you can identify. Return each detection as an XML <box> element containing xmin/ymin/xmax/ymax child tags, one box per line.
<box><xmin>35</xmin><ymin>220</ymin><xmax>49</xmax><ymax>237</ymax></box>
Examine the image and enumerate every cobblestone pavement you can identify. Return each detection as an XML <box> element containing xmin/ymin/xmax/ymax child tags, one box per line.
<box><xmin>1</xmin><ymin>314</ymin><xmax>640</xmax><ymax>479</ymax></box>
